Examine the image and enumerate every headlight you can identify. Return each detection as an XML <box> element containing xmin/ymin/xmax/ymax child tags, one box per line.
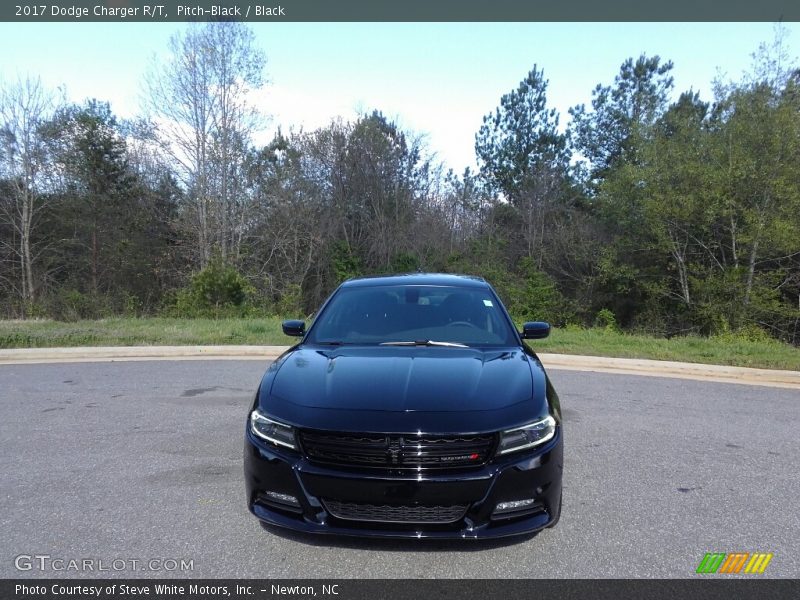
<box><xmin>498</xmin><ymin>415</ymin><xmax>556</xmax><ymax>454</ymax></box>
<box><xmin>249</xmin><ymin>409</ymin><xmax>297</xmax><ymax>450</ymax></box>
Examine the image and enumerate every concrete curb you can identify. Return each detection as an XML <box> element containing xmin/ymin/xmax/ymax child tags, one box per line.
<box><xmin>0</xmin><ymin>345</ymin><xmax>285</xmax><ymax>363</ymax></box>
<box><xmin>0</xmin><ymin>345</ymin><xmax>798</xmax><ymax>389</ymax></box>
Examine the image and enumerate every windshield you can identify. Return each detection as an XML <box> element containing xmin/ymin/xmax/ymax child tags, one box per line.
<box><xmin>306</xmin><ymin>285</ymin><xmax>518</xmax><ymax>346</ymax></box>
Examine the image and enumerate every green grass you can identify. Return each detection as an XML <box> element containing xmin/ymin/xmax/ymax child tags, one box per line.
<box><xmin>0</xmin><ymin>317</ymin><xmax>292</xmax><ymax>348</ymax></box>
<box><xmin>530</xmin><ymin>326</ymin><xmax>800</xmax><ymax>371</ymax></box>
<box><xmin>0</xmin><ymin>318</ymin><xmax>798</xmax><ymax>371</ymax></box>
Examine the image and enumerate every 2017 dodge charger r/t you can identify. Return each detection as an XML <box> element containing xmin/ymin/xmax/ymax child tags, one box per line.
<box><xmin>244</xmin><ymin>273</ymin><xmax>563</xmax><ymax>539</ymax></box>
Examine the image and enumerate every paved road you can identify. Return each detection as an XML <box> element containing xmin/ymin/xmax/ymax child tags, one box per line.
<box><xmin>1</xmin><ymin>360</ymin><xmax>797</xmax><ymax>578</ymax></box>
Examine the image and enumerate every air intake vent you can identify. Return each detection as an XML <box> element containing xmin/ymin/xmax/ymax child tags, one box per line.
<box><xmin>322</xmin><ymin>499</ymin><xmax>468</xmax><ymax>524</ymax></box>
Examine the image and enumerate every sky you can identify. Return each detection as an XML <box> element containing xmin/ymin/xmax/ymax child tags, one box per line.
<box><xmin>1</xmin><ymin>22</ymin><xmax>798</xmax><ymax>173</ymax></box>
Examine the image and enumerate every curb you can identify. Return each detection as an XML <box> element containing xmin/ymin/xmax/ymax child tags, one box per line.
<box><xmin>0</xmin><ymin>345</ymin><xmax>285</xmax><ymax>363</ymax></box>
<box><xmin>0</xmin><ymin>345</ymin><xmax>798</xmax><ymax>390</ymax></box>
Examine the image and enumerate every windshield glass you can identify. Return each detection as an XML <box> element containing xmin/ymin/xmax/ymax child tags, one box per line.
<box><xmin>306</xmin><ymin>285</ymin><xmax>518</xmax><ymax>346</ymax></box>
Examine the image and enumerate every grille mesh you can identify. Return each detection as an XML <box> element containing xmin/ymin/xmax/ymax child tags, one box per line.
<box><xmin>322</xmin><ymin>499</ymin><xmax>468</xmax><ymax>524</ymax></box>
<box><xmin>299</xmin><ymin>431</ymin><xmax>496</xmax><ymax>469</ymax></box>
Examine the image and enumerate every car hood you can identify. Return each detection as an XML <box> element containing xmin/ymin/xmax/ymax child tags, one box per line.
<box><xmin>259</xmin><ymin>345</ymin><xmax>548</xmax><ymax>433</ymax></box>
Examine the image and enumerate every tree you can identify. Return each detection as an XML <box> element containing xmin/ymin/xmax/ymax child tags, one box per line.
<box><xmin>0</xmin><ymin>75</ymin><xmax>56</xmax><ymax>310</ymax></box>
<box><xmin>438</xmin><ymin>167</ymin><xmax>483</xmax><ymax>254</ymax></box>
<box><xmin>41</xmin><ymin>100</ymin><xmax>179</xmax><ymax>315</ymax></box>
<box><xmin>475</xmin><ymin>66</ymin><xmax>571</xmax><ymax>267</ymax></box>
<box><xmin>144</xmin><ymin>22</ymin><xmax>266</xmax><ymax>267</ymax></box>
<box><xmin>476</xmin><ymin>67</ymin><xmax>569</xmax><ymax>195</ymax></box>
<box><xmin>569</xmin><ymin>55</ymin><xmax>674</xmax><ymax>185</ymax></box>
<box><xmin>243</xmin><ymin>130</ymin><xmax>324</xmax><ymax>308</ymax></box>
<box><xmin>342</xmin><ymin>111</ymin><xmax>428</xmax><ymax>270</ymax></box>
<box><xmin>708</xmin><ymin>79</ymin><xmax>800</xmax><ymax>331</ymax></box>
<box><xmin>567</xmin><ymin>56</ymin><xmax>677</xmax><ymax>330</ymax></box>
<box><xmin>46</xmin><ymin>101</ymin><xmax>137</xmax><ymax>295</ymax></box>
<box><xmin>640</xmin><ymin>91</ymin><xmax>712</xmax><ymax>310</ymax></box>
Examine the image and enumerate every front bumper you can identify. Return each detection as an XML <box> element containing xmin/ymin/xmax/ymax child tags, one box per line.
<box><xmin>244</xmin><ymin>427</ymin><xmax>563</xmax><ymax>540</ymax></box>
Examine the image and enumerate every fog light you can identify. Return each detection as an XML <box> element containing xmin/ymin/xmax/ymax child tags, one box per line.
<box><xmin>494</xmin><ymin>498</ymin><xmax>536</xmax><ymax>513</ymax></box>
<box><xmin>264</xmin><ymin>491</ymin><xmax>300</xmax><ymax>507</ymax></box>
<box><xmin>491</xmin><ymin>498</ymin><xmax>545</xmax><ymax>521</ymax></box>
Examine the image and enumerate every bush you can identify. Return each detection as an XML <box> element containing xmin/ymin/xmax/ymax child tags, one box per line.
<box><xmin>48</xmin><ymin>289</ymin><xmax>112</xmax><ymax>321</ymax></box>
<box><xmin>507</xmin><ymin>258</ymin><xmax>574</xmax><ymax>326</ymax></box>
<box><xmin>171</xmin><ymin>257</ymin><xmax>254</xmax><ymax>318</ymax></box>
<box><xmin>712</xmin><ymin>324</ymin><xmax>774</xmax><ymax>344</ymax></box>
<box><xmin>445</xmin><ymin>246</ymin><xmax>574</xmax><ymax>326</ymax></box>
<box><xmin>594</xmin><ymin>308</ymin><xmax>619</xmax><ymax>332</ymax></box>
<box><xmin>390</xmin><ymin>252</ymin><xmax>420</xmax><ymax>273</ymax></box>
<box><xmin>331</xmin><ymin>240</ymin><xmax>363</xmax><ymax>283</ymax></box>
<box><xmin>272</xmin><ymin>283</ymin><xmax>303</xmax><ymax>318</ymax></box>
<box><xmin>120</xmin><ymin>291</ymin><xmax>143</xmax><ymax>317</ymax></box>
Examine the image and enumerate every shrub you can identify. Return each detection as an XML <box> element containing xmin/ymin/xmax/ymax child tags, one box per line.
<box><xmin>510</xmin><ymin>258</ymin><xmax>574</xmax><ymax>326</ymax></box>
<box><xmin>331</xmin><ymin>240</ymin><xmax>363</xmax><ymax>283</ymax></box>
<box><xmin>48</xmin><ymin>289</ymin><xmax>112</xmax><ymax>322</ymax></box>
<box><xmin>172</xmin><ymin>257</ymin><xmax>254</xmax><ymax>318</ymax></box>
<box><xmin>390</xmin><ymin>252</ymin><xmax>420</xmax><ymax>273</ymax></box>
<box><xmin>594</xmin><ymin>308</ymin><xmax>619</xmax><ymax>332</ymax></box>
<box><xmin>712</xmin><ymin>324</ymin><xmax>774</xmax><ymax>344</ymax></box>
<box><xmin>272</xmin><ymin>283</ymin><xmax>303</xmax><ymax>318</ymax></box>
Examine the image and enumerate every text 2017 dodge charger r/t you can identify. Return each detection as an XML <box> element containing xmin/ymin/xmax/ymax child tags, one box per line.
<box><xmin>244</xmin><ymin>273</ymin><xmax>563</xmax><ymax>539</ymax></box>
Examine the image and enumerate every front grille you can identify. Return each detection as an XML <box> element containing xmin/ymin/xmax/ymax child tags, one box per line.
<box><xmin>322</xmin><ymin>499</ymin><xmax>468</xmax><ymax>524</ymax></box>
<box><xmin>298</xmin><ymin>430</ymin><xmax>496</xmax><ymax>469</ymax></box>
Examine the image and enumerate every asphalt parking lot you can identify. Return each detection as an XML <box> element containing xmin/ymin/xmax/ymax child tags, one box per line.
<box><xmin>1</xmin><ymin>359</ymin><xmax>798</xmax><ymax>578</ymax></box>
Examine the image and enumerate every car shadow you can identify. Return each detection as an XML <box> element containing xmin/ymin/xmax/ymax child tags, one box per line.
<box><xmin>258</xmin><ymin>521</ymin><xmax>538</xmax><ymax>551</ymax></box>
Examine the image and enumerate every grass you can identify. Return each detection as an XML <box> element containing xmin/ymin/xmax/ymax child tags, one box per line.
<box><xmin>530</xmin><ymin>326</ymin><xmax>800</xmax><ymax>371</ymax></box>
<box><xmin>0</xmin><ymin>317</ymin><xmax>798</xmax><ymax>371</ymax></box>
<box><xmin>0</xmin><ymin>317</ymin><xmax>292</xmax><ymax>348</ymax></box>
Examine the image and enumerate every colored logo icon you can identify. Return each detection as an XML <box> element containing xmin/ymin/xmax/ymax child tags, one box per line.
<box><xmin>696</xmin><ymin>552</ymin><xmax>773</xmax><ymax>574</ymax></box>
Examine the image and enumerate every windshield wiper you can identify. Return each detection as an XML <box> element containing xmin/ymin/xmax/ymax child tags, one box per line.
<box><xmin>379</xmin><ymin>340</ymin><xmax>468</xmax><ymax>348</ymax></box>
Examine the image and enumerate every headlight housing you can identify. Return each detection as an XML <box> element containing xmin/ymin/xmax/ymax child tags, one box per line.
<box><xmin>498</xmin><ymin>415</ymin><xmax>556</xmax><ymax>454</ymax></box>
<box><xmin>249</xmin><ymin>409</ymin><xmax>297</xmax><ymax>450</ymax></box>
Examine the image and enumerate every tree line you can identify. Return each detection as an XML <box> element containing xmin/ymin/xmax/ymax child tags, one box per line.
<box><xmin>1</xmin><ymin>23</ymin><xmax>799</xmax><ymax>344</ymax></box>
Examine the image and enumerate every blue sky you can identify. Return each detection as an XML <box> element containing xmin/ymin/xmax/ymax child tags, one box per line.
<box><xmin>1</xmin><ymin>22</ymin><xmax>798</xmax><ymax>172</ymax></box>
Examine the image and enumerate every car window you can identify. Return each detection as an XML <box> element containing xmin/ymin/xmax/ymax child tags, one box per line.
<box><xmin>308</xmin><ymin>285</ymin><xmax>517</xmax><ymax>346</ymax></box>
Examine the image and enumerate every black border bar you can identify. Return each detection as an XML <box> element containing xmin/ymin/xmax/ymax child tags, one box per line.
<box><xmin>3</xmin><ymin>1</ymin><xmax>800</xmax><ymax>22</ymax></box>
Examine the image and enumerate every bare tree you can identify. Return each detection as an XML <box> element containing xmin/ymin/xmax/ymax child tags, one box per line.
<box><xmin>144</xmin><ymin>26</ymin><xmax>214</xmax><ymax>265</ymax></box>
<box><xmin>0</xmin><ymin>75</ymin><xmax>55</xmax><ymax>309</ymax></box>
<box><xmin>144</xmin><ymin>22</ymin><xmax>266</xmax><ymax>267</ymax></box>
<box><xmin>206</xmin><ymin>22</ymin><xmax>266</xmax><ymax>262</ymax></box>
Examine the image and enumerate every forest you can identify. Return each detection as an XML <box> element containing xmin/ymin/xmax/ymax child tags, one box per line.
<box><xmin>1</xmin><ymin>23</ymin><xmax>799</xmax><ymax>346</ymax></box>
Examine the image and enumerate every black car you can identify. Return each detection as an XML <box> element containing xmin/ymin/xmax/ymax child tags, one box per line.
<box><xmin>244</xmin><ymin>273</ymin><xmax>563</xmax><ymax>539</ymax></box>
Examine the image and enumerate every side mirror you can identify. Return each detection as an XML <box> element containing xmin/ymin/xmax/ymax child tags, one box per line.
<box><xmin>521</xmin><ymin>321</ymin><xmax>550</xmax><ymax>339</ymax></box>
<box><xmin>282</xmin><ymin>320</ymin><xmax>305</xmax><ymax>337</ymax></box>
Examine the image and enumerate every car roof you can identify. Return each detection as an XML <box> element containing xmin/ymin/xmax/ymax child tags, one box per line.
<box><xmin>340</xmin><ymin>273</ymin><xmax>489</xmax><ymax>289</ymax></box>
